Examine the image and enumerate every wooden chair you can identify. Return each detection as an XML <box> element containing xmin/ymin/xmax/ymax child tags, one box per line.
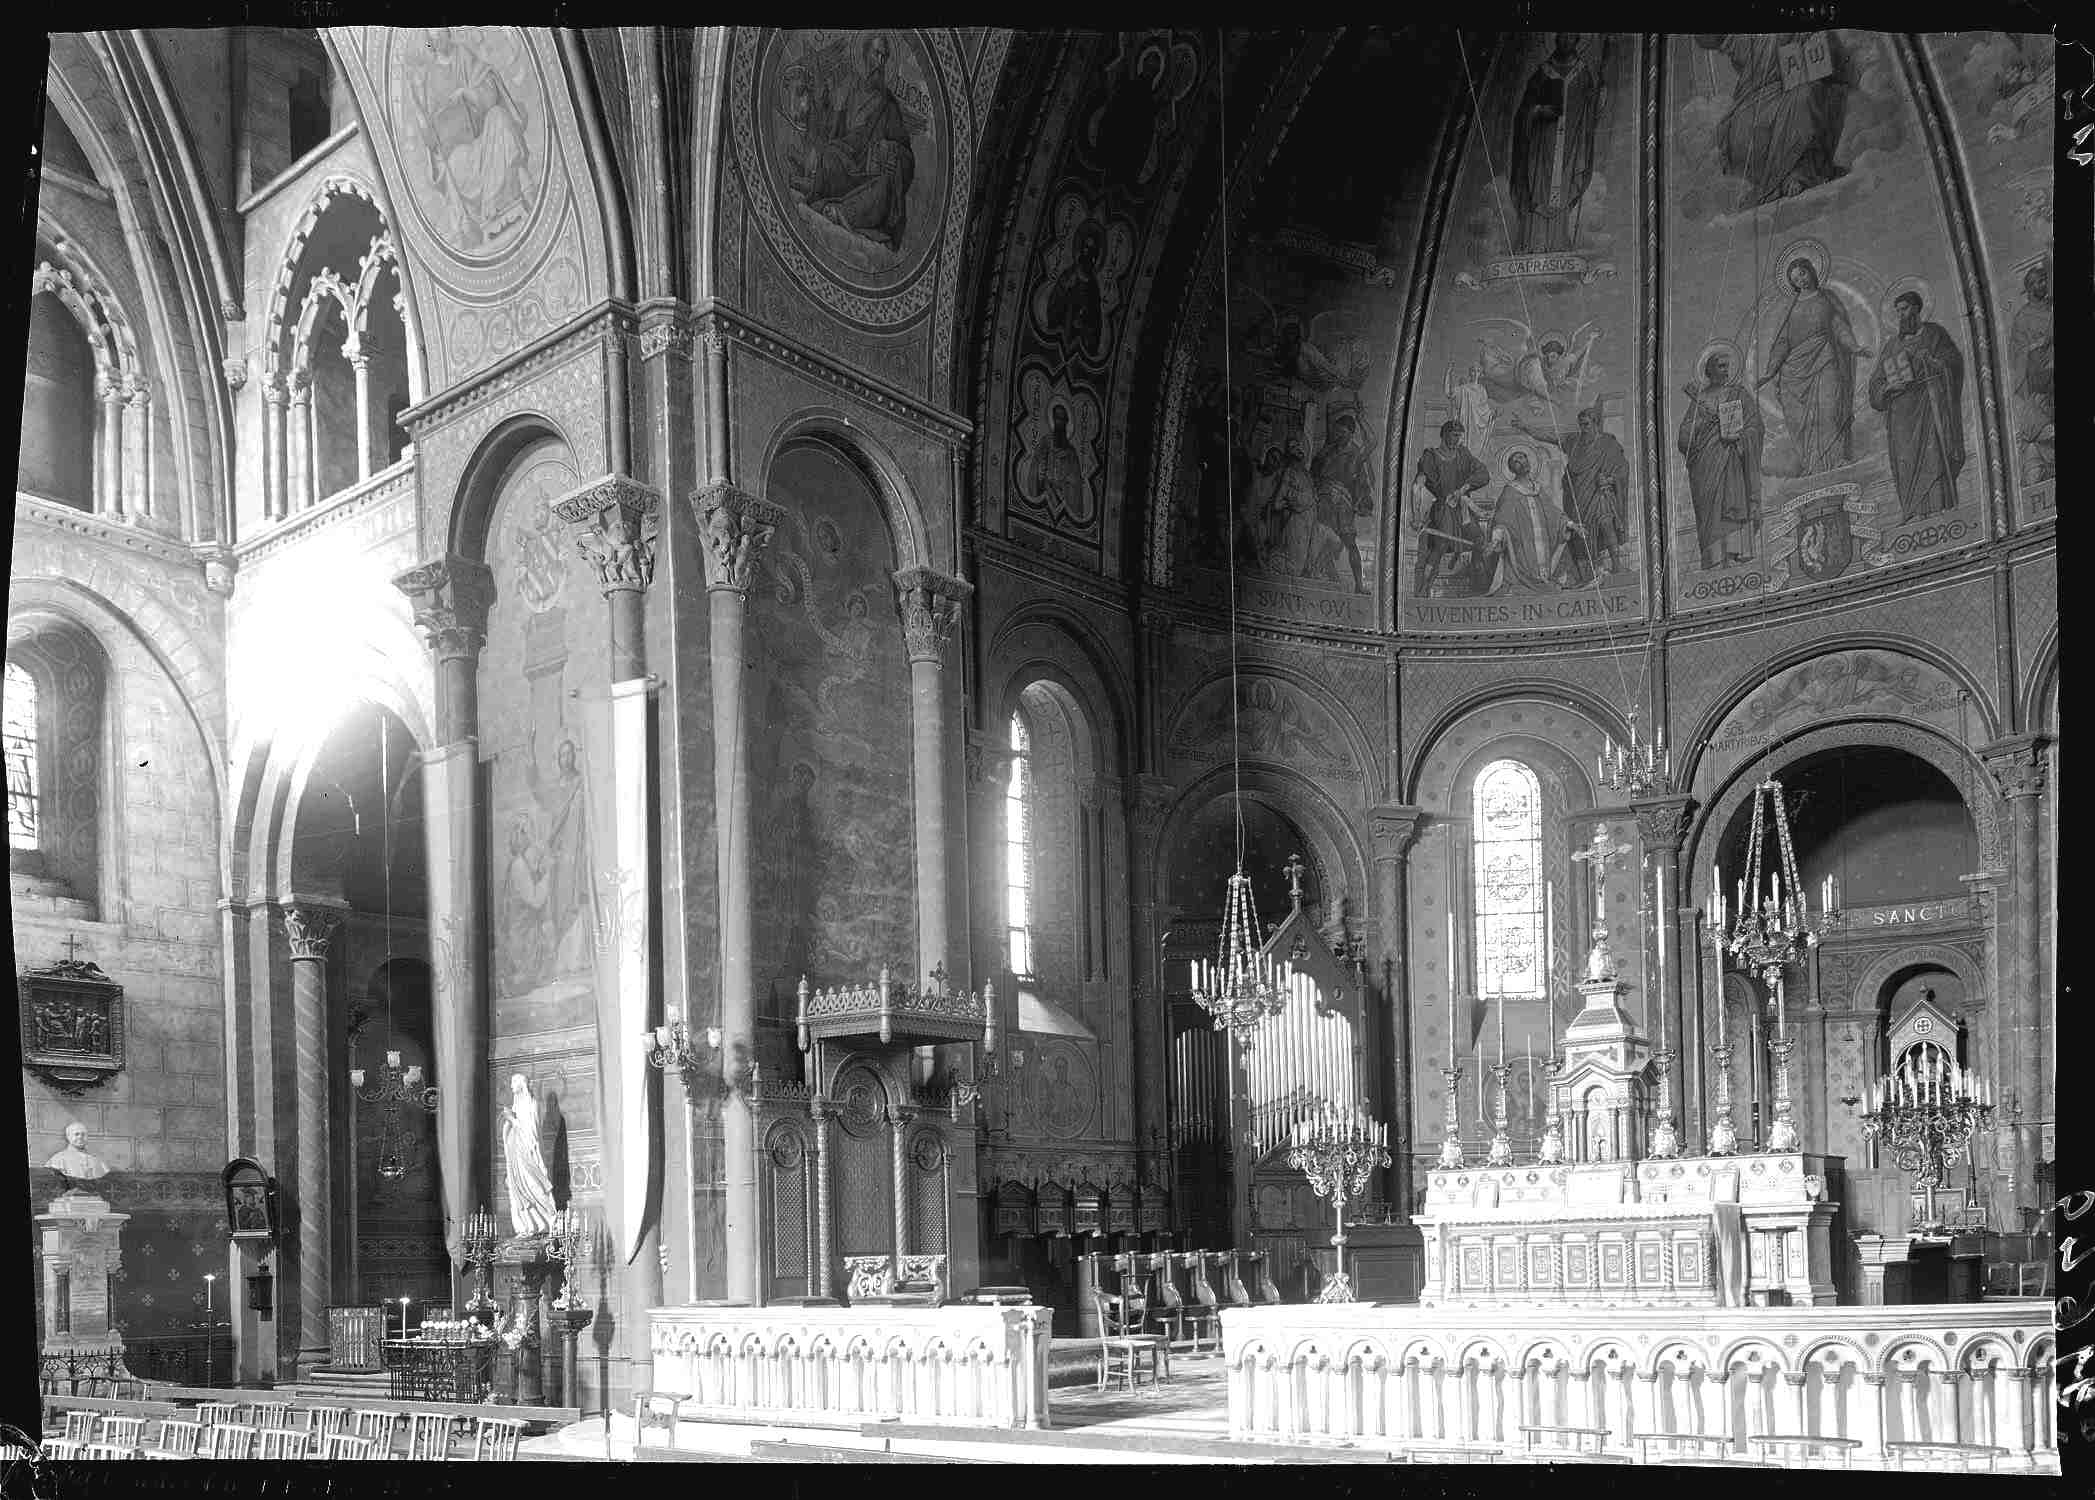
<box><xmin>303</xmin><ymin>1406</ymin><xmax>351</xmax><ymax>1443</ymax></box>
<box><xmin>1179</xmin><ymin>1251</ymin><xmax>1222</xmax><ymax>1352</ymax></box>
<box><xmin>1216</xmin><ymin>1250</ymin><xmax>1253</xmax><ymax>1308</ymax></box>
<box><xmin>59</xmin><ymin>1410</ymin><xmax>97</xmax><ymax>1443</ymax></box>
<box><xmin>154</xmin><ymin>1420</ymin><xmax>203</xmax><ymax>1457</ymax></box>
<box><xmin>201</xmin><ymin>1424</ymin><xmax>258</xmax><ymax>1459</ymax></box>
<box><xmin>1141</xmin><ymin>1252</ymin><xmax>1185</xmax><ymax>1344</ymax></box>
<box><xmin>257</xmin><ymin>1428</ymin><xmax>311</xmax><ymax>1460</ymax></box>
<box><xmin>79</xmin><ymin>1442</ymin><xmax>136</xmax><ymax>1460</ymax></box>
<box><xmin>100</xmin><ymin>1416</ymin><xmax>146</xmax><ymax>1448</ymax></box>
<box><xmin>196</xmin><ymin>1402</ymin><xmax>240</xmax><ymax>1428</ymax></box>
<box><xmin>38</xmin><ymin>1438</ymin><xmax>81</xmax><ymax>1460</ymax></box>
<box><xmin>470</xmin><ymin>1418</ymin><xmax>525</xmax><ymax>1462</ymax></box>
<box><xmin>142</xmin><ymin>1450</ymin><xmax>190</xmax><ymax>1460</ymax></box>
<box><xmin>404</xmin><ymin>1411</ymin><xmax>455</xmax><ymax>1461</ymax></box>
<box><xmin>1089</xmin><ymin>1252</ymin><xmax>1148</xmax><ymax>1337</ymax></box>
<box><xmin>248</xmin><ymin>1401</ymin><xmax>294</xmax><ymax>1430</ymax></box>
<box><xmin>633</xmin><ymin>1391</ymin><xmax>688</xmax><ymax>1449</ymax></box>
<box><xmin>1245</xmin><ymin>1249</ymin><xmax>1284</xmax><ymax>1304</ymax></box>
<box><xmin>320</xmin><ymin>1433</ymin><xmax>377</xmax><ymax>1460</ymax></box>
<box><xmin>351</xmin><ymin>1409</ymin><xmax>402</xmax><ymax>1452</ymax></box>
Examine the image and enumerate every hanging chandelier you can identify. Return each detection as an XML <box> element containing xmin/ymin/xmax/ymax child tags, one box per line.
<box><xmin>1597</xmin><ymin>710</ymin><xmax>1671</xmax><ymax>799</ymax></box>
<box><xmin>348</xmin><ymin>715</ymin><xmax>437</xmax><ymax>1180</ymax></box>
<box><xmin>1189</xmin><ymin>47</ymin><xmax>1282</xmax><ymax>1038</ymax></box>
<box><xmin>1711</xmin><ymin>777</ymin><xmax>1831</xmax><ymax>979</ymax></box>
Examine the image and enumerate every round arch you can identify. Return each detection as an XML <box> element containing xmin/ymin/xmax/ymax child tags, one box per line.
<box><xmin>1849</xmin><ymin>942</ymin><xmax>1988</xmax><ymax>1022</ymax></box>
<box><xmin>444</xmin><ymin>412</ymin><xmax>577</xmax><ymax>562</ymax></box>
<box><xmin>756</xmin><ymin>410</ymin><xmax>933</xmax><ymax>574</ymax></box>
<box><xmin>1155</xmin><ymin>761</ymin><xmax>1371</xmax><ymax>943</ymax></box>
<box><xmin>1407</xmin><ymin>681</ymin><xmax>1632</xmax><ymax>804</ymax></box>
<box><xmin>1161</xmin><ymin>665</ymin><xmax>1382</xmax><ymax>805</ymax></box>
<box><xmin>2021</xmin><ymin>619</ymin><xmax>2059</xmax><ymax>733</ymax></box>
<box><xmin>983</xmin><ymin>602</ymin><xmax>1137</xmax><ymax>776</ymax></box>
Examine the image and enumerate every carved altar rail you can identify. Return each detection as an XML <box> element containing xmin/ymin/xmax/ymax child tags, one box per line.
<box><xmin>649</xmin><ymin>1304</ymin><xmax>1053</xmax><ymax>1430</ymax></box>
<box><xmin>1221</xmin><ymin>1302</ymin><xmax>2057</xmax><ymax>1471</ymax></box>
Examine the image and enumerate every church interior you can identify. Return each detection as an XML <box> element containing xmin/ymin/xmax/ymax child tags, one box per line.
<box><xmin>8</xmin><ymin>26</ymin><xmax>2066</xmax><ymax>1469</ymax></box>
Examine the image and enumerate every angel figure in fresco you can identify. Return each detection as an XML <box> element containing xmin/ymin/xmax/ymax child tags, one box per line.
<box><xmin>1444</xmin><ymin>361</ymin><xmax>1496</xmax><ymax>458</ymax></box>
<box><xmin>1471</xmin><ymin>318</ymin><xmax>1603</xmax><ymax>413</ymax></box>
<box><xmin>408</xmin><ymin>28</ymin><xmax>535</xmax><ymax>251</ymax></box>
<box><xmin>778</xmin><ymin>33</ymin><xmax>931</xmax><ymax>253</ymax></box>
<box><xmin>523</xmin><ymin>726</ymin><xmax>597</xmax><ymax>977</ymax></box>
<box><xmin>1693</xmin><ymin>33</ymin><xmax>1852</xmax><ymax>206</ymax></box>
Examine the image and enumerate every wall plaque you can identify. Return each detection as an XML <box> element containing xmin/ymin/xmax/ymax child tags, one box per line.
<box><xmin>19</xmin><ymin>941</ymin><xmax>124</xmax><ymax>1095</ymax></box>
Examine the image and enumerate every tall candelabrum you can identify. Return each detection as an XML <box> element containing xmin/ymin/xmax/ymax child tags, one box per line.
<box><xmin>460</xmin><ymin>1206</ymin><xmax>500</xmax><ymax>1327</ymax></box>
<box><xmin>1286</xmin><ymin>1105</ymin><xmax>1392</xmax><ymax>1304</ymax></box>
<box><xmin>1437</xmin><ymin>1065</ymin><xmax>1465</xmax><ymax>1170</ymax></box>
<box><xmin>1649</xmin><ymin>1048</ymin><xmax>1681</xmax><ymax>1159</ymax></box>
<box><xmin>1535</xmin><ymin>1054</ymin><xmax>1567</xmax><ymax>1164</ymax></box>
<box><xmin>1860</xmin><ymin>1055</ymin><xmax>1995</xmax><ymax>1231</ymax></box>
<box><xmin>1704</xmin><ymin>778</ymin><xmax>1832</xmax><ymax>1156</ymax></box>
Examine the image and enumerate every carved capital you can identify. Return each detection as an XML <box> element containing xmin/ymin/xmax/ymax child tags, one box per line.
<box><xmin>892</xmin><ymin>566</ymin><xmax>972</xmax><ymax>667</ymax></box>
<box><xmin>554</xmin><ymin>474</ymin><xmax>661</xmax><ymax>594</ymax></box>
<box><xmin>286</xmin><ymin>368</ymin><xmax>312</xmax><ymax>400</ymax></box>
<box><xmin>393</xmin><ymin>556</ymin><xmax>497</xmax><ymax>663</ymax></box>
<box><xmin>283</xmin><ymin>905</ymin><xmax>340</xmax><ymax>961</ymax></box>
<box><xmin>1980</xmin><ymin>734</ymin><xmax>2048</xmax><ymax>801</ymax></box>
<box><xmin>695</xmin><ymin>321</ymin><xmax>729</xmax><ymax>361</ymax></box>
<box><xmin>222</xmin><ymin>357</ymin><xmax>248</xmax><ymax>391</ymax></box>
<box><xmin>1368</xmin><ymin>804</ymin><xmax>1426</xmax><ymax>864</ymax></box>
<box><xmin>1130</xmin><ymin>774</ymin><xmax>1175</xmax><ymax>837</ymax></box>
<box><xmin>638</xmin><ymin>316</ymin><xmax>695</xmax><ymax>362</ymax></box>
<box><xmin>690</xmin><ymin>481</ymin><xmax>783</xmax><ymax>595</ymax></box>
<box><xmin>1630</xmin><ymin>794</ymin><xmax>1697</xmax><ymax>855</ymax></box>
<box><xmin>196</xmin><ymin>547</ymin><xmax>238</xmax><ymax>598</ymax></box>
<box><xmin>260</xmin><ymin>375</ymin><xmax>287</xmax><ymax>408</ymax></box>
<box><xmin>965</xmin><ymin>729</ymin><xmax>1016</xmax><ymax>792</ymax></box>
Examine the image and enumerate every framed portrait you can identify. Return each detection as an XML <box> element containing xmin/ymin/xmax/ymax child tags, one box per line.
<box><xmin>222</xmin><ymin>1157</ymin><xmax>280</xmax><ymax>1243</ymax></box>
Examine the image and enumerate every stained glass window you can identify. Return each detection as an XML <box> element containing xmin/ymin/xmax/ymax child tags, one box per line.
<box><xmin>1471</xmin><ymin>758</ymin><xmax>1543</xmax><ymax>999</ymax></box>
<box><xmin>4</xmin><ymin>661</ymin><xmax>38</xmax><ymax>850</ymax></box>
<box><xmin>1005</xmin><ymin>711</ymin><xmax>1033</xmax><ymax>976</ymax></box>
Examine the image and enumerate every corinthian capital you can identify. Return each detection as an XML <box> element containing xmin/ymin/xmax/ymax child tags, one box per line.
<box><xmin>892</xmin><ymin>566</ymin><xmax>972</xmax><ymax>666</ymax></box>
<box><xmin>1981</xmin><ymin>733</ymin><xmax>2048</xmax><ymax>801</ymax></box>
<box><xmin>554</xmin><ymin>474</ymin><xmax>661</xmax><ymax>593</ymax></box>
<box><xmin>1368</xmin><ymin>805</ymin><xmax>1426</xmax><ymax>864</ymax></box>
<box><xmin>1630</xmin><ymin>794</ymin><xmax>1697</xmax><ymax>855</ymax></box>
<box><xmin>691</xmin><ymin>482</ymin><xmax>783</xmax><ymax>595</ymax></box>
<box><xmin>393</xmin><ymin>556</ymin><xmax>497</xmax><ymax>664</ymax></box>
<box><xmin>283</xmin><ymin>905</ymin><xmax>340</xmax><ymax>960</ymax></box>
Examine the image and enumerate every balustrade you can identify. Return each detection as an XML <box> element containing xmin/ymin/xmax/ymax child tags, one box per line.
<box><xmin>1221</xmin><ymin>1302</ymin><xmax>2055</xmax><ymax>1470</ymax></box>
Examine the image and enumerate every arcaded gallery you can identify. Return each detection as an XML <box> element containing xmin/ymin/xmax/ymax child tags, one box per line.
<box><xmin>9</xmin><ymin>26</ymin><xmax>2067</xmax><ymax>1470</ymax></box>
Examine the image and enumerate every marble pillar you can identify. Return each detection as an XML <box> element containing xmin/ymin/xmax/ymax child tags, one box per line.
<box><xmin>1128</xmin><ymin>775</ymin><xmax>1175</xmax><ymax>1155</ymax></box>
<box><xmin>283</xmin><ymin>903</ymin><xmax>341</xmax><ymax>1376</ymax></box>
<box><xmin>1983</xmin><ymin>734</ymin><xmax>2048</xmax><ymax>1213</ymax></box>
<box><xmin>1369</xmin><ymin>807</ymin><xmax>1424</xmax><ymax>1210</ymax></box>
<box><xmin>349</xmin><ymin>352</ymin><xmax>372</xmax><ymax>483</ymax></box>
<box><xmin>894</xmin><ymin>565</ymin><xmax>973</xmax><ymax>986</ymax></box>
<box><xmin>287</xmin><ymin>373</ymin><xmax>313</xmax><ymax>511</ymax></box>
<box><xmin>262</xmin><ymin>376</ymin><xmax>288</xmax><ymax>521</ymax></box>
<box><xmin>1631</xmin><ymin>795</ymin><xmax>1694</xmax><ymax>1088</ymax></box>
<box><xmin>392</xmin><ymin>557</ymin><xmax>496</xmax><ymax>1297</ymax></box>
<box><xmin>693</xmin><ymin>481</ymin><xmax>782</xmax><ymax>1305</ymax></box>
<box><xmin>121</xmin><ymin>379</ymin><xmax>150</xmax><ymax>522</ymax></box>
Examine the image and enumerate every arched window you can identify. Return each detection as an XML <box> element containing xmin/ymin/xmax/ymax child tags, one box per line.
<box><xmin>4</xmin><ymin>661</ymin><xmax>39</xmax><ymax>850</ymax></box>
<box><xmin>1471</xmin><ymin>758</ymin><xmax>1544</xmax><ymax>999</ymax></box>
<box><xmin>1005</xmin><ymin>710</ymin><xmax>1033</xmax><ymax>977</ymax></box>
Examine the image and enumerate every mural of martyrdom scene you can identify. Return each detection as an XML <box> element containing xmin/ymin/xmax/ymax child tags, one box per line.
<box><xmin>1925</xmin><ymin>33</ymin><xmax>2054</xmax><ymax>522</ymax></box>
<box><xmin>481</xmin><ymin>440</ymin><xmax>612</xmax><ymax>1034</ymax></box>
<box><xmin>1665</xmin><ymin>31</ymin><xmax>1984</xmax><ymax>612</ymax></box>
<box><xmin>391</xmin><ymin>27</ymin><xmax>549</xmax><ymax>256</ymax></box>
<box><xmin>760</xmin><ymin>30</ymin><xmax>945</xmax><ymax>289</ymax></box>
<box><xmin>1398</xmin><ymin>33</ymin><xmax>1646</xmax><ymax>633</ymax></box>
<box><xmin>1170</xmin><ymin>32</ymin><xmax>1418</xmax><ymax>633</ymax></box>
<box><xmin>746</xmin><ymin>445</ymin><xmax>916</xmax><ymax>1016</ymax></box>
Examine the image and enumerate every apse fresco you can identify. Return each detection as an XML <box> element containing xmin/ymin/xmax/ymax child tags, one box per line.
<box><xmin>1396</xmin><ymin>33</ymin><xmax>1648</xmax><ymax>634</ymax></box>
<box><xmin>1664</xmin><ymin>32</ymin><xmax>1984</xmax><ymax>612</ymax></box>
<box><xmin>1924</xmin><ymin>33</ymin><xmax>2055</xmax><ymax>524</ymax></box>
<box><xmin>746</xmin><ymin>445</ymin><xmax>917</xmax><ymax>1016</ymax></box>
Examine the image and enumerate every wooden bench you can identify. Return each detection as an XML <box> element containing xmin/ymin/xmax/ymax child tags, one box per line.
<box><xmin>1653</xmin><ymin>1456</ymin><xmax>1782</xmax><ymax>1468</ymax></box>
<box><xmin>1884</xmin><ymin>1440</ymin><xmax>2011</xmax><ymax>1473</ymax></box>
<box><xmin>1747</xmin><ymin>1433</ymin><xmax>1864</xmax><ymax>1468</ymax></box>
<box><xmin>1517</xmin><ymin>1422</ymin><xmax>1612</xmax><ymax>1456</ymax></box>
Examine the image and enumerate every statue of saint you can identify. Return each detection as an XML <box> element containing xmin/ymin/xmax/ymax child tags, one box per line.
<box><xmin>47</xmin><ymin>1121</ymin><xmax>110</xmax><ymax>1196</ymax></box>
<box><xmin>499</xmin><ymin>1073</ymin><xmax>558</xmax><ymax>1239</ymax></box>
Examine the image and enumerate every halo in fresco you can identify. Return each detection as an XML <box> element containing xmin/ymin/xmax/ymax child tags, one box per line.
<box><xmin>736</xmin><ymin>28</ymin><xmax>951</xmax><ymax>321</ymax></box>
<box><xmin>1770</xmin><ymin>237</ymin><xmax>1832</xmax><ymax>294</ymax></box>
<box><xmin>384</xmin><ymin>27</ymin><xmax>556</xmax><ymax>269</ymax></box>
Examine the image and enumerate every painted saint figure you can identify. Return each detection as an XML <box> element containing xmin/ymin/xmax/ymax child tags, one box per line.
<box><xmin>1408</xmin><ymin>421</ymin><xmax>1492</xmax><ymax>597</ymax></box>
<box><xmin>1679</xmin><ymin>346</ymin><xmax>1765</xmax><ymax>568</ymax></box>
<box><xmin>1309</xmin><ymin>407</ymin><xmax>1374</xmax><ymax>594</ymax></box>
<box><xmin>1518</xmin><ymin>402</ymin><xmax>1629</xmax><ymax>583</ymax></box>
<box><xmin>523</xmin><ymin>727</ymin><xmax>596</xmax><ymax>977</ymax></box>
<box><xmin>1509</xmin><ymin>34</ymin><xmax>1610</xmax><ymax>254</ymax></box>
<box><xmin>786</xmin><ymin>33</ymin><xmax>920</xmax><ymax>251</ymax></box>
<box><xmin>1474</xmin><ymin>448</ymin><xmax>1556</xmax><ymax>595</ymax></box>
<box><xmin>1867</xmin><ymin>290</ymin><xmax>1966</xmax><ymax>521</ymax></box>
<box><xmin>499</xmin><ymin>1073</ymin><xmax>558</xmax><ymax>1239</ymax></box>
<box><xmin>1693</xmin><ymin>33</ymin><xmax>1851</xmax><ymax>205</ymax></box>
<box><xmin>1044</xmin><ymin>221</ymin><xmax>1107</xmax><ymax>359</ymax></box>
<box><xmin>1758</xmin><ymin>256</ymin><xmax>1859</xmax><ymax>476</ymax></box>
<box><xmin>1031</xmin><ymin>404</ymin><xmax>1090</xmax><ymax>528</ymax></box>
<box><xmin>2007</xmin><ymin>260</ymin><xmax>2054</xmax><ymax>484</ymax></box>
<box><xmin>409</xmin><ymin>28</ymin><xmax>534</xmax><ymax>251</ymax></box>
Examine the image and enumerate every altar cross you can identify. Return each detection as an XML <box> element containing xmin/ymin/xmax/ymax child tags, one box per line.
<box><xmin>61</xmin><ymin>934</ymin><xmax>84</xmax><ymax>964</ymax></box>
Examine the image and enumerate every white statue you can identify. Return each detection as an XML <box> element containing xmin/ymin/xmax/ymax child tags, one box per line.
<box><xmin>499</xmin><ymin>1073</ymin><xmax>558</xmax><ymax>1239</ymax></box>
<box><xmin>47</xmin><ymin>1121</ymin><xmax>109</xmax><ymax>1195</ymax></box>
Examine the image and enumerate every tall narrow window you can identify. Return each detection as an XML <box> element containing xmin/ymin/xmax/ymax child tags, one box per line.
<box><xmin>4</xmin><ymin>661</ymin><xmax>39</xmax><ymax>851</ymax></box>
<box><xmin>1471</xmin><ymin>758</ymin><xmax>1544</xmax><ymax>999</ymax></box>
<box><xmin>1005</xmin><ymin>710</ymin><xmax>1033</xmax><ymax>977</ymax></box>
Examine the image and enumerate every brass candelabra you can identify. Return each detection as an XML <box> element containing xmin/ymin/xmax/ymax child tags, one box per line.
<box><xmin>1286</xmin><ymin>1106</ymin><xmax>1392</xmax><ymax>1304</ymax></box>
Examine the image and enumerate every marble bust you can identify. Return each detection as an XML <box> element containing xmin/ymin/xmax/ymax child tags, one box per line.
<box><xmin>47</xmin><ymin>1121</ymin><xmax>110</xmax><ymax>1196</ymax></box>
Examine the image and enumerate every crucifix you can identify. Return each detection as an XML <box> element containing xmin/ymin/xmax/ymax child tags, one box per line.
<box><xmin>1570</xmin><ymin>821</ymin><xmax>1635</xmax><ymax>982</ymax></box>
<box><xmin>1284</xmin><ymin>853</ymin><xmax>1307</xmax><ymax>912</ymax></box>
<box><xmin>61</xmin><ymin>934</ymin><xmax>85</xmax><ymax>964</ymax></box>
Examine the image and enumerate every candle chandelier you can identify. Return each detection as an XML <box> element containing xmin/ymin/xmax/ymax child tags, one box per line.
<box><xmin>1189</xmin><ymin>53</ymin><xmax>1281</xmax><ymax>1036</ymax></box>
<box><xmin>348</xmin><ymin>716</ymin><xmax>437</xmax><ymax>1180</ymax></box>
<box><xmin>1859</xmin><ymin>1046</ymin><xmax>1993</xmax><ymax>1232</ymax></box>
<box><xmin>1597</xmin><ymin>709</ymin><xmax>1672</xmax><ymax>800</ymax></box>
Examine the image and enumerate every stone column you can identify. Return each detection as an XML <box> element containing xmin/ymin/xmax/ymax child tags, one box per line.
<box><xmin>287</xmin><ymin>371</ymin><xmax>313</xmax><ymax>510</ymax></box>
<box><xmin>1936</xmin><ymin>1370</ymin><xmax>1964</xmax><ymax>1444</ymax></box>
<box><xmin>811</xmin><ymin>1101</ymin><xmax>836</xmax><ymax>1299</ymax></box>
<box><xmin>894</xmin><ymin>566</ymin><xmax>973</xmax><ymax>985</ymax></box>
<box><xmin>1983</xmin><ymin>734</ymin><xmax>2048</xmax><ymax>1213</ymax></box>
<box><xmin>1631</xmin><ymin>794</ymin><xmax>1694</xmax><ymax>1057</ymax></box>
<box><xmin>1857</xmin><ymin>1371</ymin><xmax>1887</xmax><ymax>1459</ymax></box>
<box><xmin>392</xmin><ymin>558</ymin><xmax>496</xmax><ymax>1294</ymax></box>
<box><xmin>1780</xmin><ymin>1369</ymin><xmax>1807</xmax><ymax>1437</ymax></box>
<box><xmin>1128</xmin><ymin>775</ymin><xmax>1174</xmax><ymax>1153</ymax></box>
<box><xmin>283</xmin><ymin>903</ymin><xmax>341</xmax><ymax>1377</ymax></box>
<box><xmin>2004</xmin><ymin>1367</ymin><xmax>2035</xmax><ymax>1461</ymax></box>
<box><xmin>1633</xmin><ymin>1371</ymin><xmax>1658</xmax><ymax>1442</ymax></box>
<box><xmin>556</xmin><ymin>475</ymin><xmax>660</xmax><ymax>682</ymax></box>
<box><xmin>692</xmin><ymin>481</ymin><xmax>782</xmax><ymax>1305</ymax></box>
<box><xmin>96</xmin><ymin>374</ymin><xmax>125</xmax><ymax>517</ymax></box>
<box><xmin>1369</xmin><ymin>807</ymin><xmax>1424</xmax><ymax>1210</ymax></box>
<box><xmin>262</xmin><ymin>375</ymin><xmax>288</xmax><ymax>521</ymax></box>
<box><xmin>890</xmin><ymin>1106</ymin><xmax>916</xmax><ymax>1258</ymax></box>
<box><xmin>349</xmin><ymin>351</ymin><xmax>372</xmax><ymax>483</ymax></box>
<box><xmin>120</xmin><ymin>377</ymin><xmax>150</xmax><ymax>521</ymax></box>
